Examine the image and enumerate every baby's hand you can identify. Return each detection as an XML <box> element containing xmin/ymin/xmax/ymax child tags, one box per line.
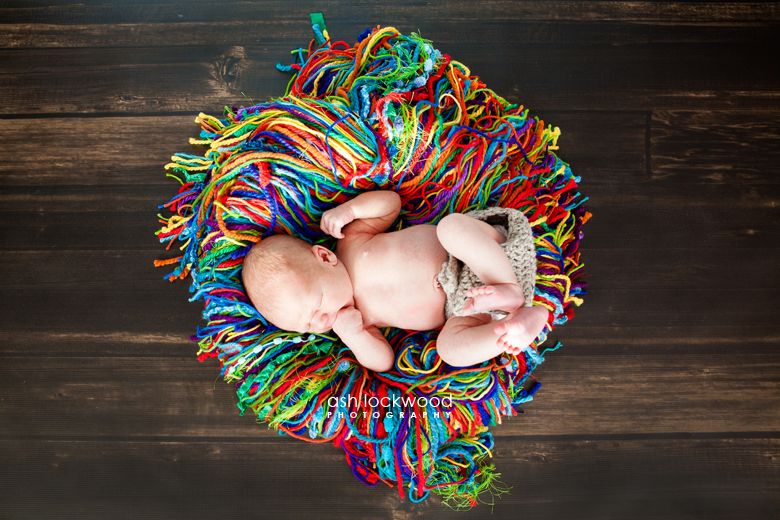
<box><xmin>332</xmin><ymin>305</ymin><xmax>364</xmax><ymax>337</ymax></box>
<box><xmin>320</xmin><ymin>204</ymin><xmax>356</xmax><ymax>239</ymax></box>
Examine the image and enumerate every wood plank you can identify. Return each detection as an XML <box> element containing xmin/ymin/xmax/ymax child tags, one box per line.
<box><xmin>0</xmin><ymin>437</ymin><xmax>775</xmax><ymax>519</ymax></box>
<box><xmin>1</xmin><ymin>1</ymin><xmax>778</xmax><ymax>27</ymax></box>
<box><xmin>0</xmin><ymin>192</ymin><xmax>775</xmax><ymax>251</ymax></box>
<box><xmin>0</xmin><ymin>353</ymin><xmax>776</xmax><ymax>438</ymax></box>
<box><xmin>3</xmin><ymin>246</ymin><xmax>775</xmax><ymax>292</ymax></box>
<box><xmin>3</xmin><ymin>109</ymin><xmax>776</xmax><ymax>189</ymax></box>
<box><xmin>0</xmin><ymin>112</ymin><xmax>645</xmax><ymax>187</ymax></box>
<box><xmin>1</xmin><ymin>109</ymin><xmax>775</xmax><ymax>197</ymax></box>
<box><xmin>0</xmin><ymin>305</ymin><xmax>777</xmax><ymax>357</ymax></box>
<box><xmin>0</xmin><ymin>29</ymin><xmax>776</xmax><ymax>113</ymax></box>
<box><xmin>4</xmin><ymin>178</ymin><xmax>778</xmax><ymax>211</ymax></box>
<box><xmin>1</xmin><ymin>272</ymin><xmax>778</xmax><ymax>335</ymax></box>
<box><xmin>1</xmin><ymin>329</ymin><xmax>777</xmax><ymax>360</ymax></box>
<box><xmin>0</xmin><ymin>246</ymin><xmax>777</xmax><ymax>345</ymax></box>
<box><xmin>652</xmin><ymin>110</ymin><xmax>780</xmax><ymax>182</ymax></box>
<box><xmin>2</xmin><ymin>19</ymin><xmax>777</xmax><ymax>50</ymax></box>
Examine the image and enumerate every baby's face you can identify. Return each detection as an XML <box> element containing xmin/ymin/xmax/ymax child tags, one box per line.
<box><xmin>272</xmin><ymin>247</ymin><xmax>355</xmax><ymax>334</ymax></box>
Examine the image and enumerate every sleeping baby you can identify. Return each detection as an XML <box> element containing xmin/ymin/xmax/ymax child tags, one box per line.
<box><xmin>241</xmin><ymin>190</ymin><xmax>550</xmax><ymax>372</ymax></box>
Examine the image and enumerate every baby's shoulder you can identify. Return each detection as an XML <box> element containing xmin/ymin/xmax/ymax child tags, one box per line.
<box><xmin>335</xmin><ymin>231</ymin><xmax>375</xmax><ymax>259</ymax></box>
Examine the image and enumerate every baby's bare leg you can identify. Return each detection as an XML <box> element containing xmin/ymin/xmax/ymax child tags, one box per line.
<box><xmin>438</xmin><ymin>307</ymin><xmax>548</xmax><ymax>367</ymax></box>
<box><xmin>436</xmin><ymin>213</ymin><xmax>524</xmax><ymax>312</ymax></box>
<box><xmin>436</xmin><ymin>313</ymin><xmax>504</xmax><ymax>367</ymax></box>
<box><xmin>436</xmin><ymin>213</ymin><xmax>514</xmax><ymax>284</ymax></box>
<box><xmin>436</xmin><ymin>212</ymin><xmax>545</xmax><ymax>364</ymax></box>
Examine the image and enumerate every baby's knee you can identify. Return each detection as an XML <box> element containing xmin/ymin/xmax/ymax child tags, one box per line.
<box><xmin>436</xmin><ymin>213</ymin><xmax>469</xmax><ymax>245</ymax></box>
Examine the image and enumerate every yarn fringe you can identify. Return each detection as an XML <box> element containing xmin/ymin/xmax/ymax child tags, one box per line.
<box><xmin>154</xmin><ymin>12</ymin><xmax>590</xmax><ymax>508</ymax></box>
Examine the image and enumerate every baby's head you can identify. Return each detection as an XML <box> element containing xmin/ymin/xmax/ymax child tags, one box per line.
<box><xmin>242</xmin><ymin>234</ymin><xmax>355</xmax><ymax>334</ymax></box>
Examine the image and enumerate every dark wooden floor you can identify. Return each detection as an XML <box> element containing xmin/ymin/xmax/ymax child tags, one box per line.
<box><xmin>1</xmin><ymin>1</ymin><xmax>778</xmax><ymax>518</ymax></box>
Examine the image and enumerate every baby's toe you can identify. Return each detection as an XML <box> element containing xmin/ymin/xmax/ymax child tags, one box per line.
<box><xmin>501</xmin><ymin>342</ymin><xmax>517</xmax><ymax>355</ymax></box>
<box><xmin>494</xmin><ymin>320</ymin><xmax>509</xmax><ymax>336</ymax></box>
<box><xmin>464</xmin><ymin>287</ymin><xmax>480</xmax><ymax>298</ymax></box>
<box><xmin>466</xmin><ymin>285</ymin><xmax>494</xmax><ymax>297</ymax></box>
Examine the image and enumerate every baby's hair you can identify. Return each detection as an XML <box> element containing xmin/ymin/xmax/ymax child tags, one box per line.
<box><xmin>241</xmin><ymin>234</ymin><xmax>316</xmax><ymax>326</ymax></box>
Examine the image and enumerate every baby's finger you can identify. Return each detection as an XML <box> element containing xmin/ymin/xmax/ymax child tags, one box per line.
<box><xmin>321</xmin><ymin>216</ymin><xmax>332</xmax><ymax>231</ymax></box>
<box><xmin>333</xmin><ymin>222</ymin><xmax>345</xmax><ymax>238</ymax></box>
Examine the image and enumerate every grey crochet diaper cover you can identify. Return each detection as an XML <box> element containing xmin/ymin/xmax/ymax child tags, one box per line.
<box><xmin>435</xmin><ymin>206</ymin><xmax>537</xmax><ymax>320</ymax></box>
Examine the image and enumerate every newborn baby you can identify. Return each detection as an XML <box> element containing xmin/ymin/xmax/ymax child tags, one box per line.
<box><xmin>242</xmin><ymin>190</ymin><xmax>549</xmax><ymax>372</ymax></box>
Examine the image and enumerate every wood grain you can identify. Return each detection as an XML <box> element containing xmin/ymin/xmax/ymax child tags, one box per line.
<box><xmin>0</xmin><ymin>353</ymin><xmax>777</xmax><ymax>437</ymax></box>
<box><xmin>0</xmin><ymin>437</ymin><xmax>776</xmax><ymax>519</ymax></box>
<box><xmin>0</xmin><ymin>1</ymin><xmax>778</xmax><ymax>518</ymax></box>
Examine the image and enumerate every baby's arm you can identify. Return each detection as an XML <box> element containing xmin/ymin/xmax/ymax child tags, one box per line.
<box><xmin>321</xmin><ymin>190</ymin><xmax>401</xmax><ymax>237</ymax></box>
<box><xmin>332</xmin><ymin>306</ymin><xmax>395</xmax><ymax>372</ymax></box>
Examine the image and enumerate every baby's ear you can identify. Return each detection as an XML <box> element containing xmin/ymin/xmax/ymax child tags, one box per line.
<box><xmin>312</xmin><ymin>244</ymin><xmax>337</xmax><ymax>265</ymax></box>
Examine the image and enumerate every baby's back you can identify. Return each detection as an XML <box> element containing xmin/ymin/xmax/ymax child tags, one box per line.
<box><xmin>337</xmin><ymin>224</ymin><xmax>449</xmax><ymax>330</ymax></box>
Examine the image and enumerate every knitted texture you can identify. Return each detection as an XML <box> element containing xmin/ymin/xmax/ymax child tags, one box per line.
<box><xmin>154</xmin><ymin>13</ymin><xmax>591</xmax><ymax>509</ymax></box>
<box><xmin>436</xmin><ymin>206</ymin><xmax>537</xmax><ymax>321</ymax></box>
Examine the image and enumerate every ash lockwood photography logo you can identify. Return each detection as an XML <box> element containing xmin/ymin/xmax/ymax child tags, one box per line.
<box><xmin>326</xmin><ymin>394</ymin><xmax>454</xmax><ymax>420</ymax></box>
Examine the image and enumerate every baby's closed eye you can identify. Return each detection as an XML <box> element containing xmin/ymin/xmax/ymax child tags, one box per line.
<box><xmin>307</xmin><ymin>290</ymin><xmax>325</xmax><ymax>329</ymax></box>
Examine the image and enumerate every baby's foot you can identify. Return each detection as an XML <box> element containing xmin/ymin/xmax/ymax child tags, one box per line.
<box><xmin>493</xmin><ymin>305</ymin><xmax>549</xmax><ymax>354</ymax></box>
<box><xmin>462</xmin><ymin>283</ymin><xmax>525</xmax><ymax>315</ymax></box>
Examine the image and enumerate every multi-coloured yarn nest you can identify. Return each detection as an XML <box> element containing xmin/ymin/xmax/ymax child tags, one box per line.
<box><xmin>154</xmin><ymin>13</ymin><xmax>591</xmax><ymax>509</ymax></box>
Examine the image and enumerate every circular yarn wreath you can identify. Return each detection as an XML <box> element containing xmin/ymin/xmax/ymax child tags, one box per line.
<box><xmin>154</xmin><ymin>13</ymin><xmax>591</xmax><ymax>509</ymax></box>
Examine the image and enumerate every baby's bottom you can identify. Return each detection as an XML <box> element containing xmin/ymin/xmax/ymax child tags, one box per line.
<box><xmin>434</xmin><ymin>212</ymin><xmax>548</xmax><ymax>367</ymax></box>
